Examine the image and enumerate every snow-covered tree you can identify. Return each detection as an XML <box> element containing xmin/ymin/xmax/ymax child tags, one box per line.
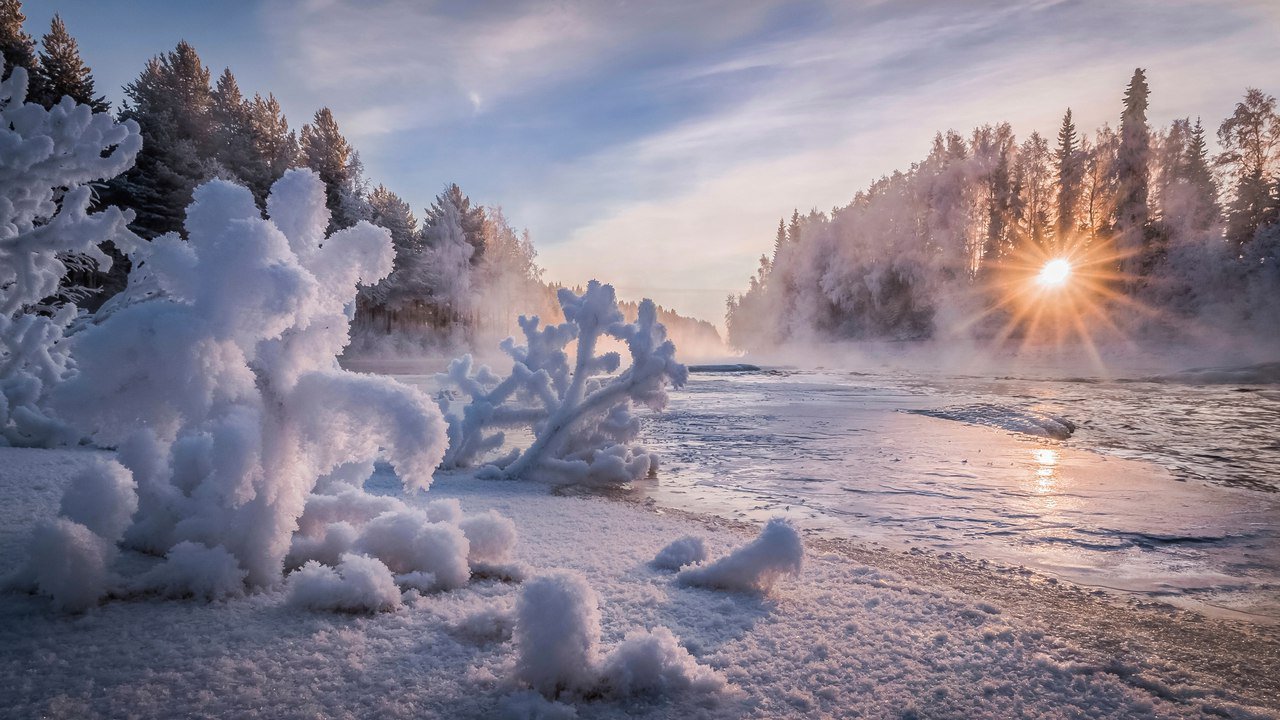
<box><xmin>0</xmin><ymin>56</ymin><xmax>141</xmax><ymax>447</ymax></box>
<box><xmin>0</xmin><ymin>0</ymin><xmax>43</xmax><ymax>101</ymax></box>
<box><xmin>301</xmin><ymin>107</ymin><xmax>364</xmax><ymax>232</ymax></box>
<box><xmin>37</xmin><ymin>13</ymin><xmax>107</xmax><ymax>112</ymax></box>
<box><xmin>1115</xmin><ymin>68</ymin><xmax>1151</xmax><ymax>272</ymax></box>
<box><xmin>425</xmin><ymin>183</ymin><xmax>487</xmax><ymax>264</ymax></box>
<box><xmin>1217</xmin><ymin>88</ymin><xmax>1279</xmax><ymax>247</ymax></box>
<box><xmin>438</xmin><ymin>281</ymin><xmax>687</xmax><ymax>486</ymax></box>
<box><xmin>1055</xmin><ymin>108</ymin><xmax>1082</xmax><ymax>243</ymax></box>
<box><xmin>106</xmin><ymin>40</ymin><xmax>217</xmax><ymax>240</ymax></box>
<box><xmin>47</xmin><ymin>169</ymin><xmax>449</xmax><ymax>592</ymax></box>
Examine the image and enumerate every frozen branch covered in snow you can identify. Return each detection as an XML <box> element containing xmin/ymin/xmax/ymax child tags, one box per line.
<box><xmin>677</xmin><ymin>518</ymin><xmax>804</xmax><ymax>594</ymax></box>
<box><xmin>0</xmin><ymin>56</ymin><xmax>141</xmax><ymax>447</ymax></box>
<box><xmin>438</xmin><ymin>280</ymin><xmax>688</xmax><ymax>486</ymax></box>
<box><xmin>36</xmin><ymin>169</ymin><xmax>449</xmax><ymax>597</ymax></box>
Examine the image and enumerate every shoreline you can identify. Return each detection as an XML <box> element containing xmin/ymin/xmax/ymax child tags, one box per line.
<box><xmin>619</xmin><ymin>497</ymin><xmax>1280</xmax><ymax>711</ymax></box>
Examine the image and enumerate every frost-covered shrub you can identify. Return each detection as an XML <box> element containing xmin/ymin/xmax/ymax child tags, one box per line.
<box><xmin>597</xmin><ymin>627</ymin><xmax>727</xmax><ymax>698</ymax></box>
<box><xmin>44</xmin><ymin>170</ymin><xmax>448</xmax><ymax>594</ymax></box>
<box><xmin>0</xmin><ymin>57</ymin><xmax>141</xmax><ymax>447</ymax></box>
<box><xmin>58</xmin><ymin>457</ymin><xmax>138</xmax><ymax>543</ymax></box>
<box><xmin>650</xmin><ymin>536</ymin><xmax>706</xmax><ymax>571</ymax></box>
<box><xmin>677</xmin><ymin>518</ymin><xmax>804</xmax><ymax>594</ymax></box>
<box><xmin>286</xmin><ymin>553</ymin><xmax>402</xmax><ymax>613</ymax></box>
<box><xmin>515</xmin><ymin>572</ymin><xmax>602</xmax><ymax>697</ymax></box>
<box><xmin>438</xmin><ymin>280</ymin><xmax>687</xmax><ymax>486</ymax></box>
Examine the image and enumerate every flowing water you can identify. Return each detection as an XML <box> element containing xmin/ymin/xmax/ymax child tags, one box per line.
<box><xmin>635</xmin><ymin>365</ymin><xmax>1280</xmax><ymax>622</ymax></box>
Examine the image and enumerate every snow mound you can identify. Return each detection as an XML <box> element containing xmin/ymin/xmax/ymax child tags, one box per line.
<box><xmin>58</xmin><ymin>458</ymin><xmax>137</xmax><ymax>543</ymax></box>
<box><xmin>650</xmin><ymin>536</ymin><xmax>706</xmax><ymax>571</ymax></box>
<box><xmin>286</xmin><ymin>521</ymin><xmax>359</xmax><ymax>569</ymax></box>
<box><xmin>452</xmin><ymin>603</ymin><xmax>515</xmax><ymax>643</ymax></box>
<box><xmin>515</xmin><ymin>572</ymin><xmax>601</xmax><ymax>697</ymax></box>
<box><xmin>286</xmin><ymin>553</ymin><xmax>401</xmax><ymax>613</ymax></box>
<box><xmin>22</xmin><ymin>518</ymin><xmax>115</xmax><ymax>612</ymax></box>
<box><xmin>677</xmin><ymin>518</ymin><xmax>803</xmax><ymax>594</ymax></box>
<box><xmin>908</xmin><ymin>404</ymin><xmax>1077</xmax><ymax>440</ymax></box>
<box><xmin>459</xmin><ymin>510</ymin><xmax>518</xmax><ymax>564</ymax></box>
<box><xmin>353</xmin><ymin>509</ymin><xmax>471</xmax><ymax>591</ymax></box>
<box><xmin>597</xmin><ymin>627</ymin><xmax>727</xmax><ymax>698</ymax></box>
<box><xmin>133</xmin><ymin>541</ymin><xmax>248</xmax><ymax>601</ymax></box>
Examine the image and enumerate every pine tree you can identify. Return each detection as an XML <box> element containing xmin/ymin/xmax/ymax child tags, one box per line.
<box><xmin>1115</xmin><ymin>68</ymin><xmax>1151</xmax><ymax>267</ymax></box>
<box><xmin>0</xmin><ymin>0</ymin><xmax>44</xmax><ymax>102</ymax></box>
<box><xmin>1184</xmin><ymin>118</ymin><xmax>1219</xmax><ymax>232</ymax></box>
<box><xmin>37</xmin><ymin>13</ymin><xmax>107</xmax><ymax>111</ymax></box>
<box><xmin>1217</xmin><ymin>88</ymin><xmax>1279</xmax><ymax>247</ymax></box>
<box><xmin>104</xmin><ymin>40</ymin><xmax>216</xmax><ymax>239</ymax></box>
<box><xmin>1055</xmin><ymin>108</ymin><xmax>1082</xmax><ymax>245</ymax></box>
<box><xmin>772</xmin><ymin>218</ymin><xmax>786</xmax><ymax>260</ymax></box>
<box><xmin>424</xmin><ymin>184</ymin><xmax>487</xmax><ymax>264</ymax></box>
<box><xmin>300</xmin><ymin>107</ymin><xmax>359</xmax><ymax>231</ymax></box>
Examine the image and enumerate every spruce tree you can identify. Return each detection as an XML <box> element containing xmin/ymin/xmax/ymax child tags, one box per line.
<box><xmin>37</xmin><ymin>13</ymin><xmax>107</xmax><ymax>111</ymax></box>
<box><xmin>1055</xmin><ymin>108</ymin><xmax>1081</xmax><ymax>243</ymax></box>
<box><xmin>245</xmin><ymin>93</ymin><xmax>299</xmax><ymax>203</ymax></box>
<box><xmin>0</xmin><ymin>0</ymin><xmax>44</xmax><ymax>101</ymax></box>
<box><xmin>1115</xmin><ymin>68</ymin><xmax>1151</xmax><ymax>266</ymax></box>
<box><xmin>104</xmin><ymin>40</ymin><xmax>216</xmax><ymax>239</ymax></box>
<box><xmin>209</xmin><ymin>68</ymin><xmax>256</xmax><ymax>188</ymax></box>
<box><xmin>788</xmin><ymin>209</ymin><xmax>802</xmax><ymax>244</ymax></box>
<box><xmin>424</xmin><ymin>184</ymin><xmax>487</xmax><ymax>264</ymax></box>
<box><xmin>1184</xmin><ymin>118</ymin><xmax>1219</xmax><ymax>231</ymax></box>
<box><xmin>772</xmin><ymin>218</ymin><xmax>786</xmax><ymax>260</ymax></box>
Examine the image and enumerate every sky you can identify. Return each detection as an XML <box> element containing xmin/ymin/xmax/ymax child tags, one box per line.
<box><xmin>21</xmin><ymin>0</ymin><xmax>1280</xmax><ymax>328</ymax></box>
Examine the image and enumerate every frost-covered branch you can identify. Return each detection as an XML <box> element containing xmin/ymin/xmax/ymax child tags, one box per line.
<box><xmin>0</xmin><ymin>56</ymin><xmax>141</xmax><ymax>447</ymax></box>
<box><xmin>438</xmin><ymin>280</ymin><xmax>687</xmax><ymax>486</ymax></box>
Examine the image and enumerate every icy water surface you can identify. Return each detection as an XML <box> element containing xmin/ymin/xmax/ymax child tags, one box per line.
<box><xmin>636</xmin><ymin>366</ymin><xmax>1280</xmax><ymax>622</ymax></box>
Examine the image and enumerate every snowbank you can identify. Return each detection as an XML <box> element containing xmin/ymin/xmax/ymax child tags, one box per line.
<box><xmin>677</xmin><ymin>518</ymin><xmax>803</xmax><ymax>594</ymax></box>
<box><xmin>515</xmin><ymin>572</ymin><xmax>601</xmax><ymax>697</ymax></box>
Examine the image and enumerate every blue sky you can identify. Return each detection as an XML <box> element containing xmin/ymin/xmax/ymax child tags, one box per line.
<box><xmin>22</xmin><ymin>0</ymin><xmax>1280</xmax><ymax>326</ymax></box>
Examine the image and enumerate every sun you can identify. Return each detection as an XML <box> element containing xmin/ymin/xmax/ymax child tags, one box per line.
<box><xmin>1036</xmin><ymin>258</ymin><xmax>1072</xmax><ymax>288</ymax></box>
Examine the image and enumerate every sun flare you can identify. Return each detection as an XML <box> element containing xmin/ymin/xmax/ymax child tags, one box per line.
<box><xmin>1036</xmin><ymin>258</ymin><xmax>1072</xmax><ymax>288</ymax></box>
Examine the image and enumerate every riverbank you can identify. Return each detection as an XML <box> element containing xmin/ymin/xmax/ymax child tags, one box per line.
<box><xmin>2</xmin><ymin>447</ymin><xmax>1277</xmax><ymax>718</ymax></box>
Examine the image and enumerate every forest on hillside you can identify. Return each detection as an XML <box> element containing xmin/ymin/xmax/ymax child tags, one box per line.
<box><xmin>727</xmin><ymin>70</ymin><xmax>1280</xmax><ymax>350</ymax></box>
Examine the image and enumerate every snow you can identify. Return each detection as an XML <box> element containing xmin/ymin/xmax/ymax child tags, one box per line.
<box><xmin>39</xmin><ymin>170</ymin><xmax>450</xmax><ymax>594</ymax></box>
<box><xmin>438</xmin><ymin>280</ymin><xmax>688</xmax><ymax>485</ymax></box>
<box><xmin>650</xmin><ymin>536</ymin><xmax>707</xmax><ymax>571</ymax></box>
<box><xmin>352</xmin><ymin>509</ymin><xmax>471</xmax><ymax>591</ymax></box>
<box><xmin>908</xmin><ymin>403</ymin><xmax>1078</xmax><ymax>439</ymax></box>
<box><xmin>677</xmin><ymin>518</ymin><xmax>804</xmax><ymax>594</ymax></box>
<box><xmin>286</xmin><ymin>553</ymin><xmax>402</xmax><ymax>613</ymax></box>
<box><xmin>597</xmin><ymin>627</ymin><xmax>728</xmax><ymax>699</ymax></box>
<box><xmin>131</xmin><ymin>541</ymin><xmax>248</xmax><ymax>601</ymax></box>
<box><xmin>514</xmin><ymin>572</ymin><xmax>602</xmax><ymax>697</ymax></box>
<box><xmin>14</xmin><ymin>517</ymin><xmax>114</xmax><ymax>613</ymax></box>
<box><xmin>0</xmin><ymin>59</ymin><xmax>141</xmax><ymax>448</ymax></box>
<box><xmin>1</xmin><ymin>448</ymin><xmax>1278</xmax><ymax>717</ymax></box>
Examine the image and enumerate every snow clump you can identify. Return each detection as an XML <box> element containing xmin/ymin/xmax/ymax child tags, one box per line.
<box><xmin>650</xmin><ymin>536</ymin><xmax>706</xmax><ymax>571</ymax></box>
<box><xmin>286</xmin><ymin>553</ymin><xmax>402</xmax><ymax>613</ymax></box>
<box><xmin>677</xmin><ymin>517</ymin><xmax>804</xmax><ymax>594</ymax></box>
<box><xmin>515</xmin><ymin>571</ymin><xmax>727</xmax><ymax>703</ymax></box>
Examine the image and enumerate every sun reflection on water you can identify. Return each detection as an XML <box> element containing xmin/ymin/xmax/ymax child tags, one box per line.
<box><xmin>1032</xmin><ymin>448</ymin><xmax>1058</xmax><ymax>494</ymax></box>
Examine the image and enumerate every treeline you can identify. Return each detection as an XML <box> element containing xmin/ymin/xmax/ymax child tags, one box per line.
<box><xmin>1</xmin><ymin>1</ymin><xmax>720</xmax><ymax>354</ymax></box>
<box><xmin>727</xmin><ymin>69</ymin><xmax>1280</xmax><ymax>348</ymax></box>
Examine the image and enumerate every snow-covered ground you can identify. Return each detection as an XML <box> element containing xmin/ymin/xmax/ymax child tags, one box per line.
<box><xmin>4</xmin><ymin>445</ymin><xmax>1279</xmax><ymax>718</ymax></box>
